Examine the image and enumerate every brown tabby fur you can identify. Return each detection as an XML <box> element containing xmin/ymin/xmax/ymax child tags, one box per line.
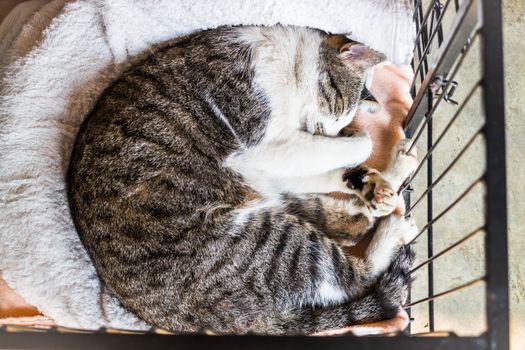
<box><xmin>68</xmin><ymin>25</ymin><xmax>414</xmax><ymax>334</ymax></box>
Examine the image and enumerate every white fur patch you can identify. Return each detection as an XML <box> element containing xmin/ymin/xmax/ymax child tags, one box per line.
<box><xmin>238</xmin><ymin>26</ymin><xmax>323</xmax><ymax>140</ymax></box>
<box><xmin>366</xmin><ymin>215</ymin><xmax>417</xmax><ymax>278</ymax></box>
<box><xmin>231</xmin><ymin>198</ymin><xmax>282</xmax><ymax>227</ymax></box>
<box><xmin>227</xmin><ymin>27</ymin><xmax>375</xmax><ymax>184</ymax></box>
<box><xmin>317</xmin><ymin>280</ymin><xmax>347</xmax><ymax>304</ymax></box>
<box><xmin>203</xmin><ymin>92</ymin><xmax>241</xmax><ymax>144</ymax></box>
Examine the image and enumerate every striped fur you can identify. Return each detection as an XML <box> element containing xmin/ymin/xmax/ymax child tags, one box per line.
<box><xmin>68</xmin><ymin>25</ymin><xmax>416</xmax><ymax>334</ymax></box>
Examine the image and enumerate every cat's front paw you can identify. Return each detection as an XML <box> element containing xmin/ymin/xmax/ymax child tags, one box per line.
<box><xmin>342</xmin><ymin>166</ymin><xmax>369</xmax><ymax>190</ymax></box>
<box><xmin>363</xmin><ymin>171</ymin><xmax>398</xmax><ymax>217</ymax></box>
<box><xmin>343</xmin><ymin>167</ymin><xmax>397</xmax><ymax>217</ymax></box>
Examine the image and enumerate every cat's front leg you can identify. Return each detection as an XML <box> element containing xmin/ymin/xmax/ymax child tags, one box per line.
<box><xmin>342</xmin><ymin>138</ymin><xmax>418</xmax><ymax>217</ymax></box>
<box><xmin>271</xmin><ymin>139</ymin><xmax>418</xmax><ymax>207</ymax></box>
<box><xmin>272</xmin><ymin>168</ymin><xmax>354</xmax><ymax>195</ymax></box>
<box><xmin>227</xmin><ymin>130</ymin><xmax>373</xmax><ymax>180</ymax></box>
<box><xmin>343</xmin><ymin>167</ymin><xmax>399</xmax><ymax>217</ymax></box>
<box><xmin>273</xmin><ymin>163</ymin><xmax>397</xmax><ymax>218</ymax></box>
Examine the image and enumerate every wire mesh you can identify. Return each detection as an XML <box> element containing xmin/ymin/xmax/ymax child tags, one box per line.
<box><xmin>0</xmin><ymin>0</ymin><xmax>508</xmax><ymax>348</ymax></box>
<box><xmin>404</xmin><ymin>1</ymin><xmax>508</xmax><ymax>348</ymax></box>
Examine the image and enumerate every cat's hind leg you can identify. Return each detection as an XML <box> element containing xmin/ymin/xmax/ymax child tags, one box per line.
<box><xmin>382</xmin><ymin>138</ymin><xmax>418</xmax><ymax>190</ymax></box>
<box><xmin>228</xmin><ymin>193</ymin><xmax>407</xmax><ymax>300</ymax></box>
<box><xmin>219</xmin><ymin>191</ymin><xmax>415</xmax><ymax>333</ymax></box>
<box><xmin>365</xmin><ymin>214</ymin><xmax>417</xmax><ymax>278</ymax></box>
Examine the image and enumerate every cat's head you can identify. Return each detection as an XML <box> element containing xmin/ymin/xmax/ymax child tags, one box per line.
<box><xmin>304</xmin><ymin>37</ymin><xmax>386</xmax><ymax>136</ymax></box>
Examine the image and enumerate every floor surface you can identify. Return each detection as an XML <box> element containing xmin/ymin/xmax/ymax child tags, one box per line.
<box><xmin>409</xmin><ymin>2</ymin><xmax>524</xmax><ymax>349</ymax></box>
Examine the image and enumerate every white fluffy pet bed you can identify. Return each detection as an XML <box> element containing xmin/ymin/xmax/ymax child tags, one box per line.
<box><xmin>0</xmin><ymin>0</ymin><xmax>414</xmax><ymax>330</ymax></box>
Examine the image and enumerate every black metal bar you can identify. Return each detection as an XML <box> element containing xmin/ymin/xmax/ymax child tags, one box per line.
<box><xmin>417</xmin><ymin>3</ymin><xmax>430</xmax><ymax>85</ymax></box>
<box><xmin>404</xmin><ymin>189</ymin><xmax>413</xmax><ymax>334</ymax></box>
<box><xmin>0</xmin><ymin>331</ymin><xmax>488</xmax><ymax>350</ymax></box>
<box><xmin>404</xmin><ymin>277</ymin><xmax>485</xmax><ymax>308</ymax></box>
<box><xmin>433</xmin><ymin>0</ymin><xmax>445</xmax><ymax>45</ymax></box>
<box><xmin>404</xmin><ymin>0</ymin><xmax>480</xmax><ymax>137</ymax></box>
<box><xmin>414</xmin><ymin>1</ymin><xmax>438</xmax><ymax>43</ymax></box>
<box><xmin>410</xmin><ymin>226</ymin><xmax>485</xmax><ymax>274</ymax></box>
<box><xmin>404</xmin><ymin>80</ymin><xmax>482</xmax><ymax>186</ymax></box>
<box><xmin>480</xmin><ymin>0</ymin><xmax>510</xmax><ymax>349</ymax></box>
<box><xmin>406</xmin><ymin>127</ymin><xmax>484</xmax><ymax>215</ymax></box>
<box><xmin>408</xmin><ymin>176</ymin><xmax>484</xmax><ymax>244</ymax></box>
<box><xmin>427</xmin><ymin>105</ymin><xmax>435</xmax><ymax>333</ymax></box>
<box><xmin>405</xmin><ymin>32</ymin><xmax>480</xmax><ymax>148</ymax></box>
<box><xmin>411</xmin><ymin>0</ymin><xmax>452</xmax><ymax>86</ymax></box>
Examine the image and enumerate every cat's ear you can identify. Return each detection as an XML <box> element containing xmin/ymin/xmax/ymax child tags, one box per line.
<box><xmin>338</xmin><ymin>43</ymin><xmax>386</xmax><ymax>68</ymax></box>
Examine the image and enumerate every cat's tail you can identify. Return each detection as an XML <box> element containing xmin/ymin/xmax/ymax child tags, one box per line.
<box><xmin>277</xmin><ymin>245</ymin><xmax>414</xmax><ymax>335</ymax></box>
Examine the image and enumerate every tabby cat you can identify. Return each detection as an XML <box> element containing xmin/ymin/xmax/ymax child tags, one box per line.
<box><xmin>68</xmin><ymin>25</ymin><xmax>418</xmax><ymax>334</ymax></box>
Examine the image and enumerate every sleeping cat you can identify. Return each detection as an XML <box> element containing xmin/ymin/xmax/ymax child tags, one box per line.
<box><xmin>67</xmin><ymin>25</ymin><xmax>418</xmax><ymax>334</ymax></box>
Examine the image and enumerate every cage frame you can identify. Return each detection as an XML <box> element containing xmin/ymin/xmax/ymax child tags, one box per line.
<box><xmin>0</xmin><ymin>0</ymin><xmax>509</xmax><ymax>348</ymax></box>
<box><xmin>403</xmin><ymin>0</ymin><xmax>508</xmax><ymax>349</ymax></box>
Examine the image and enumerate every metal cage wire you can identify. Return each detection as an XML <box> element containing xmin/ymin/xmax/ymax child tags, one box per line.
<box><xmin>0</xmin><ymin>0</ymin><xmax>509</xmax><ymax>348</ymax></box>
<box><xmin>402</xmin><ymin>0</ymin><xmax>509</xmax><ymax>348</ymax></box>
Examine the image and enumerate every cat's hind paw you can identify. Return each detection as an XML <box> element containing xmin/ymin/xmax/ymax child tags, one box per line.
<box><xmin>399</xmin><ymin>215</ymin><xmax>419</xmax><ymax>244</ymax></box>
<box><xmin>386</xmin><ymin>139</ymin><xmax>418</xmax><ymax>185</ymax></box>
